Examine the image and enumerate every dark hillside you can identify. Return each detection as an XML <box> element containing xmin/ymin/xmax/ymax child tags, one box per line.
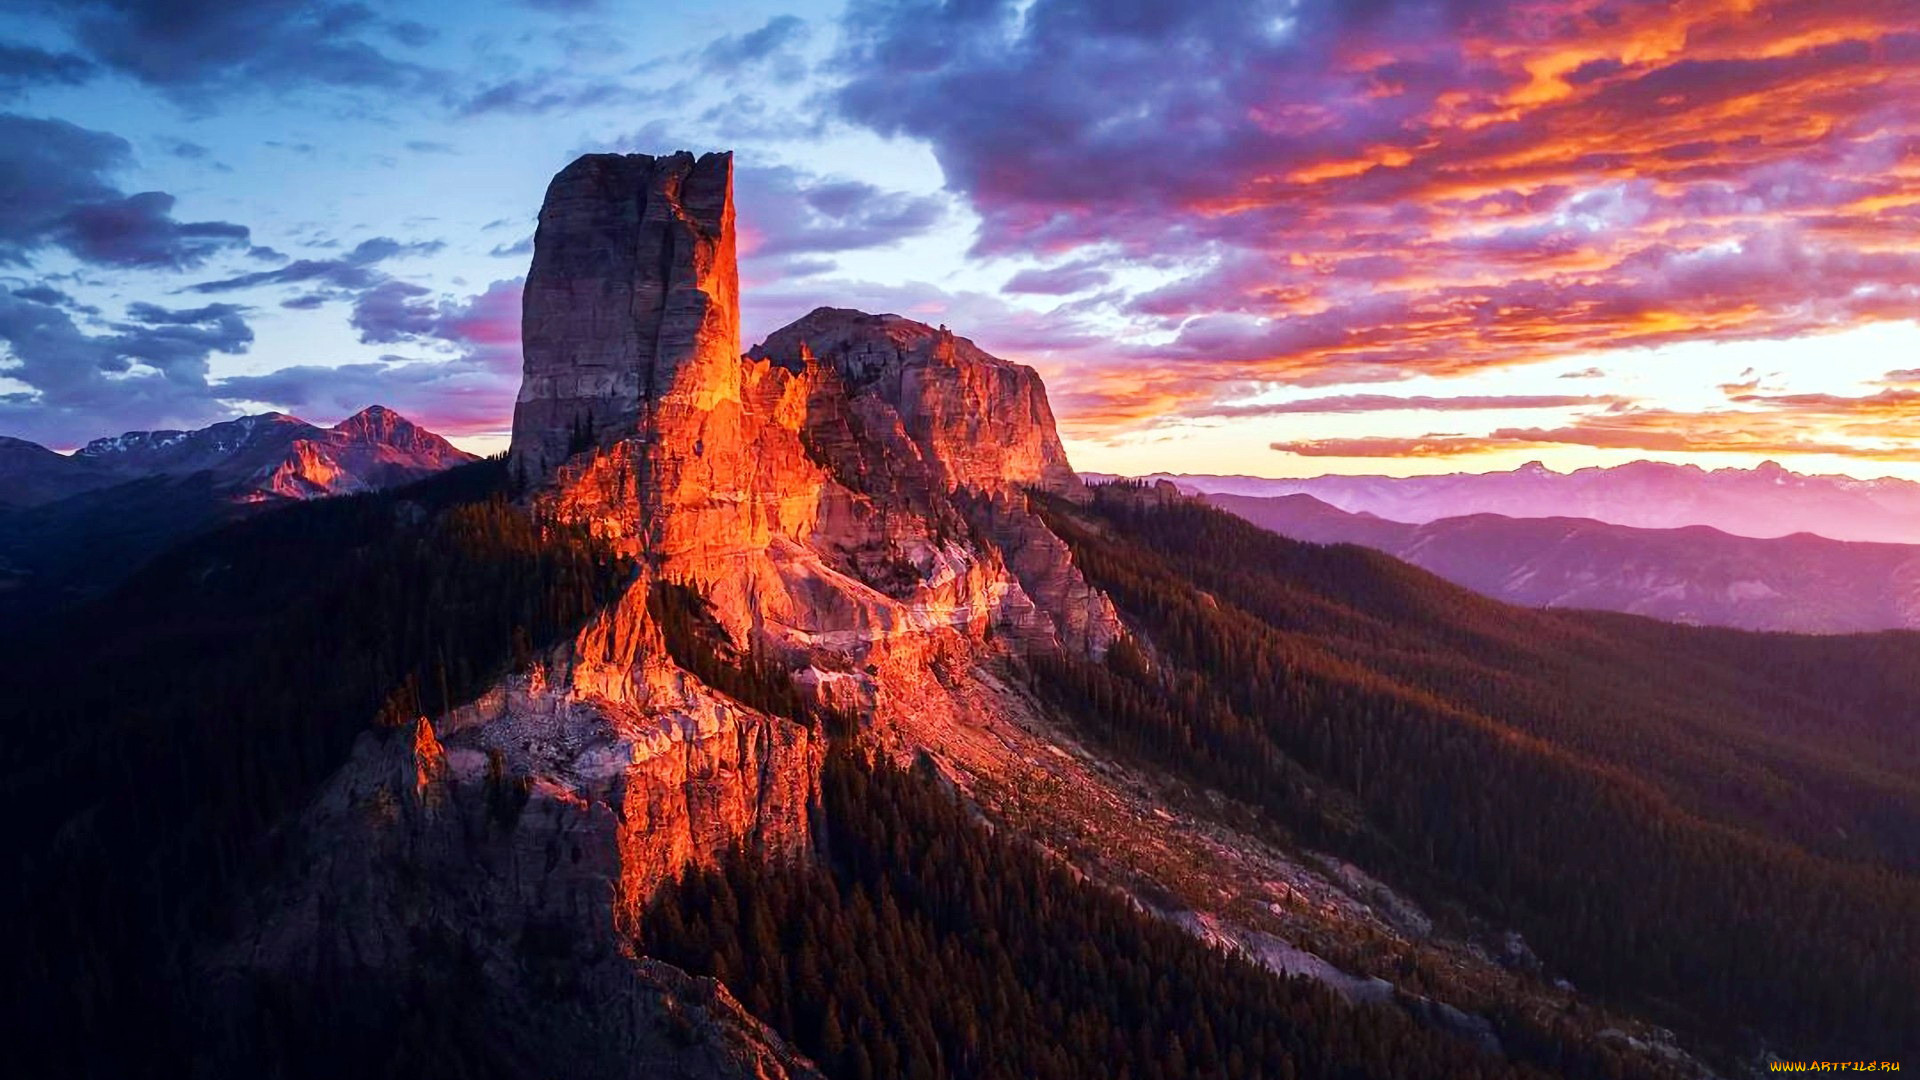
<box><xmin>643</xmin><ymin>749</ymin><xmax>1652</xmax><ymax>1080</ymax></box>
<box><xmin>1030</xmin><ymin>486</ymin><xmax>1920</xmax><ymax>1059</ymax></box>
<box><xmin>0</xmin><ymin>458</ymin><xmax>632</xmax><ymax>1077</ymax></box>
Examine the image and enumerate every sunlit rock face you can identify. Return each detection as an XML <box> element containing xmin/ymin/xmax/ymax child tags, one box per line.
<box><xmin>457</xmin><ymin>147</ymin><xmax>1123</xmax><ymax>948</ymax></box>
<box><xmin>247</xmin><ymin>406</ymin><xmax>476</xmax><ymax>500</ymax></box>
<box><xmin>511</xmin><ymin>149</ymin><xmax>1117</xmax><ymax>679</ymax></box>
<box><xmin>236</xmin><ymin>148</ymin><xmax>1120</xmax><ymax>1076</ymax></box>
<box><xmin>751</xmin><ymin>307</ymin><xmax>1079</xmax><ymax>496</ymax></box>
<box><xmin>511</xmin><ymin>150</ymin><xmax>739</xmax><ymax>482</ymax></box>
<box><xmin>226</xmin><ymin>705</ymin><xmax>822</xmax><ymax>1080</ymax></box>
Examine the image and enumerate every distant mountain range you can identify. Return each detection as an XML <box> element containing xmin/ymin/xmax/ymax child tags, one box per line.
<box><xmin>0</xmin><ymin>406</ymin><xmax>474</xmax><ymax>617</ymax></box>
<box><xmin>0</xmin><ymin>405</ymin><xmax>472</xmax><ymax>508</ymax></box>
<box><xmin>1092</xmin><ymin>459</ymin><xmax>1920</xmax><ymax>544</ymax></box>
<box><xmin>1206</xmin><ymin>491</ymin><xmax>1920</xmax><ymax>634</ymax></box>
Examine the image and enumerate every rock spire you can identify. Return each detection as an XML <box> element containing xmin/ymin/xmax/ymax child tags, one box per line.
<box><xmin>510</xmin><ymin>150</ymin><xmax>738</xmax><ymax>480</ymax></box>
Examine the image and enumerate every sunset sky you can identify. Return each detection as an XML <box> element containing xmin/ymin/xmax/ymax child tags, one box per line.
<box><xmin>2</xmin><ymin>0</ymin><xmax>1918</xmax><ymax>479</ymax></box>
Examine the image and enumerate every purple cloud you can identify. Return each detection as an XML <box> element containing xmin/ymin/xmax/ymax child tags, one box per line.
<box><xmin>43</xmin><ymin>0</ymin><xmax>441</xmax><ymax>103</ymax></box>
<box><xmin>1004</xmin><ymin>261</ymin><xmax>1112</xmax><ymax>295</ymax></box>
<box><xmin>0</xmin><ymin>113</ymin><xmax>252</xmax><ymax>269</ymax></box>
<box><xmin>702</xmin><ymin>15</ymin><xmax>810</xmax><ymax>71</ymax></box>
<box><xmin>826</xmin><ymin>0</ymin><xmax>1920</xmax><ymax>431</ymax></box>
<box><xmin>0</xmin><ymin>290</ymin><xmax>255</xmax><ymax>444</ymax></box>
<box><xmin>216</xmin><ymin>278</ymin><xmax>524</xmax><ymax>433</ymax></box>
<box><xmin>737</xmin><ymin>165</ymin><xmax>949</xmax><ymax>260</ymax></box>
<box><xmin>186</xmin><ymin>236</ymin><xmax>443</xmax><ymax>293</ymax></box>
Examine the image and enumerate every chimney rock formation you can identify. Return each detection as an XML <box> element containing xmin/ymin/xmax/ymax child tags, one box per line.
<box><xmin>505</xmin><ymin>148</ymin><xmax>1115</xmax><ymax>659</ymax></box>
<box><xmin>511</xmin><ymin>151</ymin><xmax>738</xmax><ymax>480</ymax></box>
<box><xmin>240</xmin><ymin>149</ymin><xmax>1128</xmax><ymax>1076</ymax></box>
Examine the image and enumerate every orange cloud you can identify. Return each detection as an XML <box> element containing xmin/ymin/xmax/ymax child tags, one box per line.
<box><xmin>1119</xmin><ymin>3</ymin><xmax>1920</xmax><ymax>424</ymax></box>
<box><xmin>1272</xmin><ymin>400</ymin><xmax>1920</xmax><ymax>462</ymax></box>
<box><xmin>838</xmin><ymin>0</ymin><xmax>1920</xmax><ymax>455</ymax></box>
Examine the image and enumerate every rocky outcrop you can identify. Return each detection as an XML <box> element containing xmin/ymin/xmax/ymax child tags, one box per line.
<box><xmin>238</xmin><ymin>144</ymin><xmax>1117</xmax><ymax>983</ymax></box>
<box><xmin>753</xmin><ymin>307</ymin><xmax>1078</xmax><ymax>495</ymax></box>
<box><xmin>232</xmin><ymin>147</ymin><xmax>1120</xmax><ymax>1074</ymax></box>
<box><xmin>510</xmin><ymin>149</ymin><xmax>1116</xmax><ymax>665</ymax></box>
<box><xmin>511</xmin><ymin>151</ymin><xmax>739</xmax><ymax>481</ymax></box>
<box><xmin>240</xmin><ymin>656</ymin><xmax>819</xmax><ymax>959</ymax></box>
<box><xmin>499</xmin><ymin>147</ymin><xmax>1121</xmax><ymax>869</ymax></box>
<box><xmin>224</xmin><ymin>645</ymin><xmax>824</xmax><ymax>1079</ymax></box>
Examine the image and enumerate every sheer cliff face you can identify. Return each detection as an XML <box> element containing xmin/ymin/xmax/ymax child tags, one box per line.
<box><xmin>511</xmin><ymin>151</ymin><xmax>739</xmax><ymax>480</ymax></box>
<box><xmin>510</xmin><ymin>155</ymin><xmax>1072</xmax><ymax>500</ymax></box>
<box><xmin>470</xmin><ymin>147</ymin><xmax>1117</xmax><ymax>932</ymax></box>
<box><xmin>751</xmin><ymin>307</ymin><xmax>1078</xmax><ymax>496</ymax></box>
<box><xmin>512</xmin><ymin>150</ymin><xmax>1115</xmax><ymax>672</ymax></box>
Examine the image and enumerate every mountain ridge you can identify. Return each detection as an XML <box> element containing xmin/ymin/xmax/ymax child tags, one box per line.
<box><xmin>1208</xmin><ymin>490</ymin><xmax>1920</xmax><ymax>633</ymax></box>
<box><xmin>0</xmin><ymin>404</ymin><xmax>475</xmax><ymax>619</ymax></box>
<box><xmin>1094</xmin><ymin>460</ymin><xmax>1920</xmax><ymax>543</ymax></box>
<box><xmin>4</xmin><ymin>403</ymin><xmax>474</xmax><ymax>506</ymax></box>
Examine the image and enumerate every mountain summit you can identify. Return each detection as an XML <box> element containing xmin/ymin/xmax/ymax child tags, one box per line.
<box><xmin>74</xmin><ymin>404</ymin><xmax>474</xmax><ymax>502</ymax></box>
<box><xmin>505</xmin><ymin>148</ymin><xmax>1108</xmax><ymax>652</ymax></box>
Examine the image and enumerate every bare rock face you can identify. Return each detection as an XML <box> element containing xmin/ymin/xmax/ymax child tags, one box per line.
<box><xmin>511</xmin><ymin>151</ymin><xmax>739</xmax><ymax>481</ymax></box>
<box><xmin>247</xmin><ymin>406</ymin><xmax>477</xmax><ymax>501</ymax></box>
<box><xmin>225</xmin><ymin>632</ymin><xmax>824</xmax><ymax>1079</ymax></box>
<box><xmin>248</xmin><ymin>667</ymin><xmax>819</xmax><ymax>946</ymax></box>
<box><xmin>266</xmin><ymin>150</ymin><xmax>1122</xmax><ymax>995</ymax></box>
<box><xmin>509</xmin><ymin>149</ymin><xmax>1117</xmax><ymax>667</ymax></box>
<box><xmin>752</xmin><ymin>307</ymin><xmax>1079</xmax><ymax>496</ymax></box>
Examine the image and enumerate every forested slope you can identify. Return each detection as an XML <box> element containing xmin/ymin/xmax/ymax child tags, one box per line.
<box><xmin>1029</xmin><ymin>486</ymin><xmax>1920</xmax><ymax>1059</ymax></box>
<box><xmin>0</xmin><ymin>458</ymin><xmax>633</xmax><ymax>1076</ymax></box>
<box><xmin>6</xmin><ymin>467</ymin><xmax>1913</xmax><ymax>1073</ymax></box>
<box><xmin>644</xmin><ymin>749</ymin><xmax>1634</xmax><ymax>1080</ymax></box>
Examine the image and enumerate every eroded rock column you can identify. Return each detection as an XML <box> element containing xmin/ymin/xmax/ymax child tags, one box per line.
<box><xmin>510</xmin><ymin>150</ymin><xmax>738</xmax><ymax>482</ymax></box>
